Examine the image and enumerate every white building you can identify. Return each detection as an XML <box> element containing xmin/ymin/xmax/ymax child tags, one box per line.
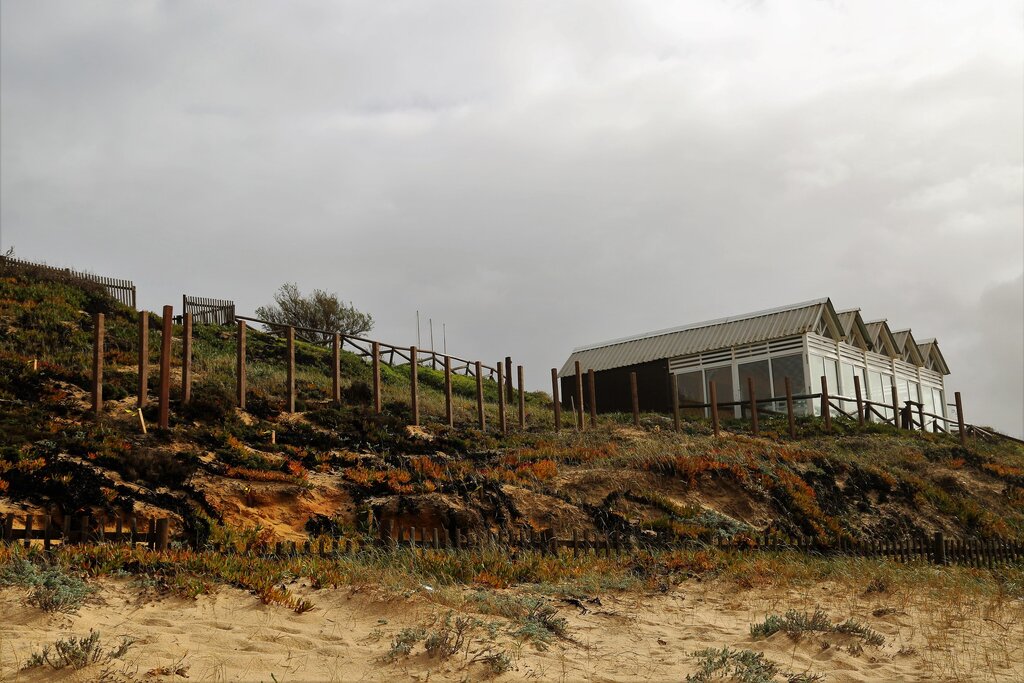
<box><xmin>559</xmin><ymin>298</ymin><xmax>951</xmax><ymax>429</ymax></box>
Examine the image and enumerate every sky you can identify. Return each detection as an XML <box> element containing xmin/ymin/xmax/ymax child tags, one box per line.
<box><xmin>2</xmin><ymin>1</ymin><xmax>1022</xmax><ymax>437</ymax></box>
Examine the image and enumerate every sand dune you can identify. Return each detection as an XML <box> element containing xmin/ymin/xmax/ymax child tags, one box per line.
<box><xmin>1</xmin><ymin>576</ymin><xmax>1021</xmax><ymax>682</ymax></box>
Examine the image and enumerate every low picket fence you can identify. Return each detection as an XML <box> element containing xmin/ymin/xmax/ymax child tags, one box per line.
<box><xmin>2</xmin><ymin>514</ymin><xmax>1020</xmax><ymax>570</ymax></box>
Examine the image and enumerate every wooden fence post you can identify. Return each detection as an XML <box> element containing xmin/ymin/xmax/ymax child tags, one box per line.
<box><xmin>933</xmin><ymin>531</ymin><xmax>946</xmax><ymax>565</ymax></box>
<box><xmin>891</xmin><ymin>385</ymin><xmax>900</xmax><ymax>430</ymax></box>
<box><xmin>497</xmin><ymin>362</ymin><xmax>507</xmax><ymax>434</ymax></box>
<box><xmin>709</xmin><ymin>380</ymin><xmax>720</xmax><ymax>437</ymax></box>
<box><xmin>505</xmin><ymin>356</ymin><xmax>514</xmax><ymax>403</ymax></box>
<box><xmin>332</xmin><ymin>333</ymin><xmax>341</xmax><ymax>405</ymax></box>
<box><xmin>820</xmin><ymin>375</ymin><xmax>831</xmax><ymax>433</ymax></box>
<box><xmin>444</xmin><ymin>355</ymin><xmax>453</xmax><ymax>427</ymax></box>
<box><xmin>476</xmin><ymin>361</ymin><xmax>485</xmax><ymax>430</ymax></box>
<box><xmin>137</xmin><ymin>311</ymin><xmax>149</xmax><ymax>408</ymax></box>
<box><xmin>286</xmin><ymin>326</ymin><xmax>296</xmax><ymax>413</ymax></box>
<box><xmin>518</xmin><ymin>365</ymin><xmax>526</xmax><ymax>429</ymax></box>
<box><xmin>410</xmin><ymin>346</ymin><xmax>419</xmax><ymax>426</ymax></box>
<box><xmin>236</xmin><ymin>320</ymin><xmax>247</xmax><ymax>410</ymax></box>
<box><xmin>181</xmin><ymin>312</ymin><xmax>192</xmax><ymax>405</ymax></box>
<box><xmin>551</xmin><ymin>368</ymin><xmax>561</xmax><ymax>432</ymax></box>
<box><xmin>747</xmin><ymin>376</ymin><xmax>758</xmax><ymax>436</ymax></box>
<box><xmin>917</xmin><ymin>401</ymin><xmax>925</xmax><ymax>433</ymax></box>
<box><xmin>955</xmin><ymin>391</ymin><xmax>966</xmax><ymax>446</ymax></box>
<box><xmin>630</xmin><ymin>372</ymin><xmax>640</xmax><ymax>427</ymax></box>
<box><xmin>587</xmin><ymin>369</ymin><xmax>597</xmax><ymax>427</ymax></box>
<box><xmin>158</xmin><ymin>306</ymin><xmax>172</xmax><ymax>429</ymax></box>
<box><xmin>785</xmin><ymin>377</ymin><xmax>796</xmax><ymax>438</ymax></box>
<box><xmin>372</xmin><ymin>342</ymin><xmax>382</xmax><ymax>414</ymax></box>
<box><xmin>574</xmin><ymin>361</ymin><xmax>585</xmax><ymax>430</ymax></box>
<box><xmin>155</xmin><ymin>518</ymin><xmax>170</xmax><ymax>552</ymax></box>
<box><xmin>853</xmin><ymin>375</ymin><xmax>864</xmax><ymax>427</ymax></box>
<box><xmin>671</xmin><ymin>373</ymin><xmax>681</xmax><ymax>431</ymax></box>
<box><xmin>92</xmin><ymin>312</ymin><xmax>104</xmax><ymax>414</ymax></box>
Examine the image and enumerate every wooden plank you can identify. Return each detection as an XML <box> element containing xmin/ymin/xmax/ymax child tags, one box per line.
<box><xmin>551</xmin><ymin>368</ymin><xmax>561</xmax><ymax>432</ymax></box>
<box><xmin>444</xmin><ymin>355</ymin><xmax>453</xmax><ymax>427</ymax></box>
<box><xmin>92</xmin><ymin>313</ymin><xmax>104</xmax><ymax>413</ymax></box>
<box><xmin>709</xmin><ymin>380</ymin><xmax>720</xmax><ymax>437</ymax></box>
<box><xmin>286</xmin><ymin>326</ymin><xmax>296</xmax><ymax>413</ymax></box>
<box><xmin>955</xmin><ymin>392</ymin><xmax>966</xmax><ymax>445</ymax></box>
<box><xmin>158</xmin><ymin>306</ymin><xmax>172</xmax><ymax>429</ymax></box>
<box><xmin>630</xmin><ymin>372</ymin><xmax>640</xmax><ymax>427</ymax></box>
<box><xmin>236</xmin><ymin>321</ymin><xmax>247</xmax><ymax>410</ymax></box>
<box><xmin>587</xmin><ymin>369</ymin><xmax>597</xmax><ymax>427</ymax></box>
<box><xmin>671</xmin><ymin>373</ymin><xmax>681</xmax><ymax>432</ymax></box>
<box><xmin>138</xmin><ymin>311</ymin><xmax>149</xmax><ymax>408</ymax></box>
<box><xmin>372</xmin><ymin>342</ymin><xmax>382</xmax><ymax>414</ymax></box>
<box><xmin>853</xmin><ymin>375</ymin><xmax>864</xmax><ymax>427</ymax></box>
<box><xmin>820</xmin><ymin>375</ymin><xmax>831</xmax><ymax>433</ymax></box>
<box><xmin>786</xmin><ymin>377</ymin><xmax>796</xmax><ymax>437</ymax></box>
<box><xmin>518</xmin><ymin>365</ymin><xmax>526</xmax><ymax>429</ymax></box>
<box><xmin>574</xmin><ymin>361</ymin><xmax>585</xmax><ymax>430</ymax></box>
<box><xmin>747</xmin><ymin>376</ymin><xmax>758</xmax><ymax>436</ymax></box>
<box><xmin>476</xmin><ymin>361</ymin><xmax>485</xmax><ymax>430</ymax></box>
<box><xmin>410</xmin><ymin>346</ymin><xmax>419</xmax><ymax>426</ymax></box>
<box><xmin>181</xmin><ymin>313</ymin><xmax>193</xmax><ymax>405</ymax></box>
<box><xmin>497</xmin><ymin>362</ymin><xmax>507</xmax><ymax>434</ymax></box>
<box><xmin>332</xmin><ymin>334</ymin><xmax>341</xmax><ymax>405</ymax></box>
<box><xmin>891</xmin><ymin>385</ymin><xmax>900</xmax><ymax>431</ymax></box>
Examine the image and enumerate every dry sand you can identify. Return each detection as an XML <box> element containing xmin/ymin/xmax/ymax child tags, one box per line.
<box><xmin>0</xmin><ymin>577</ymin><xmax>1021</xmax><ymax>682</ymax></box>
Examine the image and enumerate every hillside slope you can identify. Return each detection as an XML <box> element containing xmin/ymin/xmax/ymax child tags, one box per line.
<box><xmin>2</xmin><ymin>265</ymin><xmax>1023</xmax><ymax>549</ymax></box>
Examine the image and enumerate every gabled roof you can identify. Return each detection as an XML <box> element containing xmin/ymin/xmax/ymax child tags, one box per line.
<box><xmin>891</xmin><ymin>329</ymin><xmax>925</xmax><ymax>366</ymax></box>
<box><xmin>836</xmin><ymin>308</ymin><xmax>872</xmax><ymax>351</ymax></box>
<box><xmin>917</xmin><ymin>339</ymin><xmax>951</xmax><ymax>375</ymax></box>
<box><xmin>560</xmin><ymin>298</ymin><xmax>843</xmax><ymax>376</ymax></box>
<box><xmin>864</xmin><ymin>319</ymin><xmax>898</xmax><ymax>358</ymax></box>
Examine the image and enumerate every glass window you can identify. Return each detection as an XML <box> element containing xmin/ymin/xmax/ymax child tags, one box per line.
<box><xmin>866</xmin><ymin>371</ymin><xmax>893</xmax><ymax>422</ymax></box>
<box><xmin>921</xmin><ymin>388</ymin><xmax>937</xmax><ymax>431</ymax></box>
<box><xmin>675</xmin><ymin>371</ymin><xmax>704</xmax><ymax>417</ymax></box>
<box><xmin>771</xmin><ymin>354</ymin><xmax>806</xmax><ymax>414</ymax></box>
<box><xmin>738</xmin><ymin>360</ymin><xmax>771</xmax><ymax>418</ymax></box>
<box><xmin>932</xmin><ymin>387</ymin><xmax>945</xmax><ymax>421</ymax></box>
<box><xmin>809</xmin><ymin>355</ymin><xmax>839</xmax><ymax>416</ymax></box>
<box><xmin>705</xmin><ymin>366</ymin><xmax>735</xmax><ymax>418</ymax></box>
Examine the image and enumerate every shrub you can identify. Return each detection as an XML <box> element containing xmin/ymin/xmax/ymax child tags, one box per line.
<box><xmin>24</xmin><ymin>629</ymin><xmax>133</xmax><ymax>670</ymax></box>
<box><xmin>750</xmin><ymin>608</ymin><xmax>884</xmax><ymax>646</ymax></box>
<box><xmin>0</xmin><ymin>556</ymin><xmax>93</xmax><ymax>614</ymax></box>
<box><xmin>686</xmin><ymin>647</ymin><xmax>780</xmax><ymax>683</ymax></box>
<box><xmin>180</xmin><ymin>381</ymin><xmax>236</xmax><ymax>422</ymax></box>
<box><xmin>256</xmin><ymin>282</ymin><xmax>373</xmax><ymax>342</ymax></box>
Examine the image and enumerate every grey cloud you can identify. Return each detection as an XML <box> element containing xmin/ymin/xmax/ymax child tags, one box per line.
<box><xmin>2</xmin><ymin>1</ymin><xmax>1021</xmax><ymax>436</ymax></box>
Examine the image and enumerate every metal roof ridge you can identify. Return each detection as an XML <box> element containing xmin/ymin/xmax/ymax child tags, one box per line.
<box><xmin>569</xmin><ymin>297</ymin><xmax>830</xmax><ymax>353</ymax></box>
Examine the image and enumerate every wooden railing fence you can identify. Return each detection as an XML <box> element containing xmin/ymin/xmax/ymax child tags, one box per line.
<box><xmin>556</xmin><ymin>368</ymin><xmax>978</xmax><ymax>446</ymax></box>
<box><xmin>0</xmin><ymin>255</ymin><xmax>136</xmax><ymax>309</ymax></box>
<box><xmin>86</xmin><ymin>306</ymin><xmax>527</xmax><ymax>433</ymax></box>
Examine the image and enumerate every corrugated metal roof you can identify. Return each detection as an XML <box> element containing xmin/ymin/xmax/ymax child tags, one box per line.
<box><xmin>916</xmin><ymin>339</ymin><xmax>951</xmax><ymax>375</ymax></box>
<box><xmin>836</xmin><ymin>308</ymin><xmax>871</xmax><ymax>351</ymax></box>
<box><xmin>560</xmin><ymin>298</ymin><xmax>836</xmax><ymax>376</ymax></box>
<box><xmin>891</xmin><ymin>329</ymin><xmax>925</xmax><ymax>366</ymax></box>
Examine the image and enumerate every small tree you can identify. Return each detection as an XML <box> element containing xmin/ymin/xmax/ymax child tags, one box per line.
<box><xmin>256</xmin><ymin>283</ymin><xmax>373</xmax><ymax>344</ymax></box>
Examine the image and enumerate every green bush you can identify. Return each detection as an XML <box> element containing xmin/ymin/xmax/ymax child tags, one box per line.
<box><xmin>0</xmin><ymin>556</ymin><xmax>94</xmax><ymax>614</ymax></box>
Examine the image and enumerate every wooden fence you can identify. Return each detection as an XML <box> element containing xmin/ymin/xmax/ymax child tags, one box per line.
<box><xmin>181</xmin><ymin>295</ymin><xmax>235</xmax><ymax>325</ymax></box>
<box><xmin>0</xmin><ymin>255</ymin><xmax>136</xmax><ymax>309</ymax></box>
<box><xmin>554</xmin><ymin>367</ymin><xmax>979</xmax><ymax>447</ymax></box>
<box><xmin>0</xmin><ymin>513</ymin><xmax>169</xmax><ymax>551</ymax></box>
<box><xmin>3</xmin><ymin>514</ymin><xmax>1019</xmax><ymax>569</ymax></box>
<box><xmin>87</xmin><ymin>307</ymin><xmax>528</xmax><ymax>433</ymax></box>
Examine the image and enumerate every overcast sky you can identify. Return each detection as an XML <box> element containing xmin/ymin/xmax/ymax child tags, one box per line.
<box><xmin>2</xmin><ymin>1</ymin><xmax>1022</xmax><ymax>436</ymax></box>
